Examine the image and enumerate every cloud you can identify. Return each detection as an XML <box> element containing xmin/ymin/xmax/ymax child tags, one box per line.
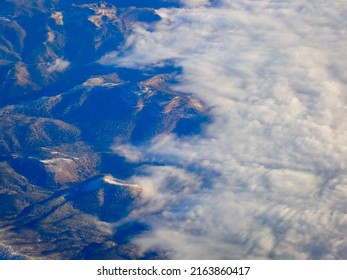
<box><xmin>180</xmin><ymin>0</ymin><xmax>210</xmax><ymax>8</ymax></box>
<box><xmin>47</xmin><ymin>58</ymin><xmax>70</xmax><ymax>73</ymax></box>
<box><xmin>112</xmin><ymin>143</ymin><xmax>144</xmax><ymax>163</ymax></box>
<box><xmin>107</xmin><ymin>0</ymin><xmax>347</xmax><ymax>259</ymax></box>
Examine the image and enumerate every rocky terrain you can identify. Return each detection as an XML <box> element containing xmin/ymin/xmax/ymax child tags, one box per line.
<box><xmin>0</xmin><ymin>0</ymin><xmax>208</xmax><ymax>259</ymax></box>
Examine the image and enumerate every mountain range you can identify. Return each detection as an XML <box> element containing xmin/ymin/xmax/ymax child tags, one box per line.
<box><xmin>0</xmin><ymin>0</ymin><xmax>209</xmax><ymax>259</ymax></box>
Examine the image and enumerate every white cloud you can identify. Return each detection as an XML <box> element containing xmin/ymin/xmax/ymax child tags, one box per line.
<box><xmin>47</xmin><ymin>58</ymin><xmax>70</xmax><ymax>73</ymax></box>
<box><xmin>180</xmin><ymin>0</ymin><xmax>210</xmax><ymax>8</ymax></box>
<box><xmin>105</xmin><ymin>0</ymin><xmax>347</xmax><ymax>259</ymax></box>
<box><xmin>112</xmin><ymin>143</ymin><xmax>143</xmax><ymax>163</ymax></box>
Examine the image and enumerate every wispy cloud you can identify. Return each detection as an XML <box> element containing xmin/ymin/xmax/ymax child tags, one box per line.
<box><xmin>103</xmin><ymin>0</ymin><xmax>347</xmax><ymax>259</ymax></box>
<box><xmin>47</xmin><ymin>58</ymin><xmax>70</xmax><ymax>73</ymax></box>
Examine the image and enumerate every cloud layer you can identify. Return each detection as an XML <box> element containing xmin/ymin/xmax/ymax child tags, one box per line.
<box><xmin>104</xmin><ymin>0</ymin><xmax>347</xmax><ymax>259</ymax></box>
